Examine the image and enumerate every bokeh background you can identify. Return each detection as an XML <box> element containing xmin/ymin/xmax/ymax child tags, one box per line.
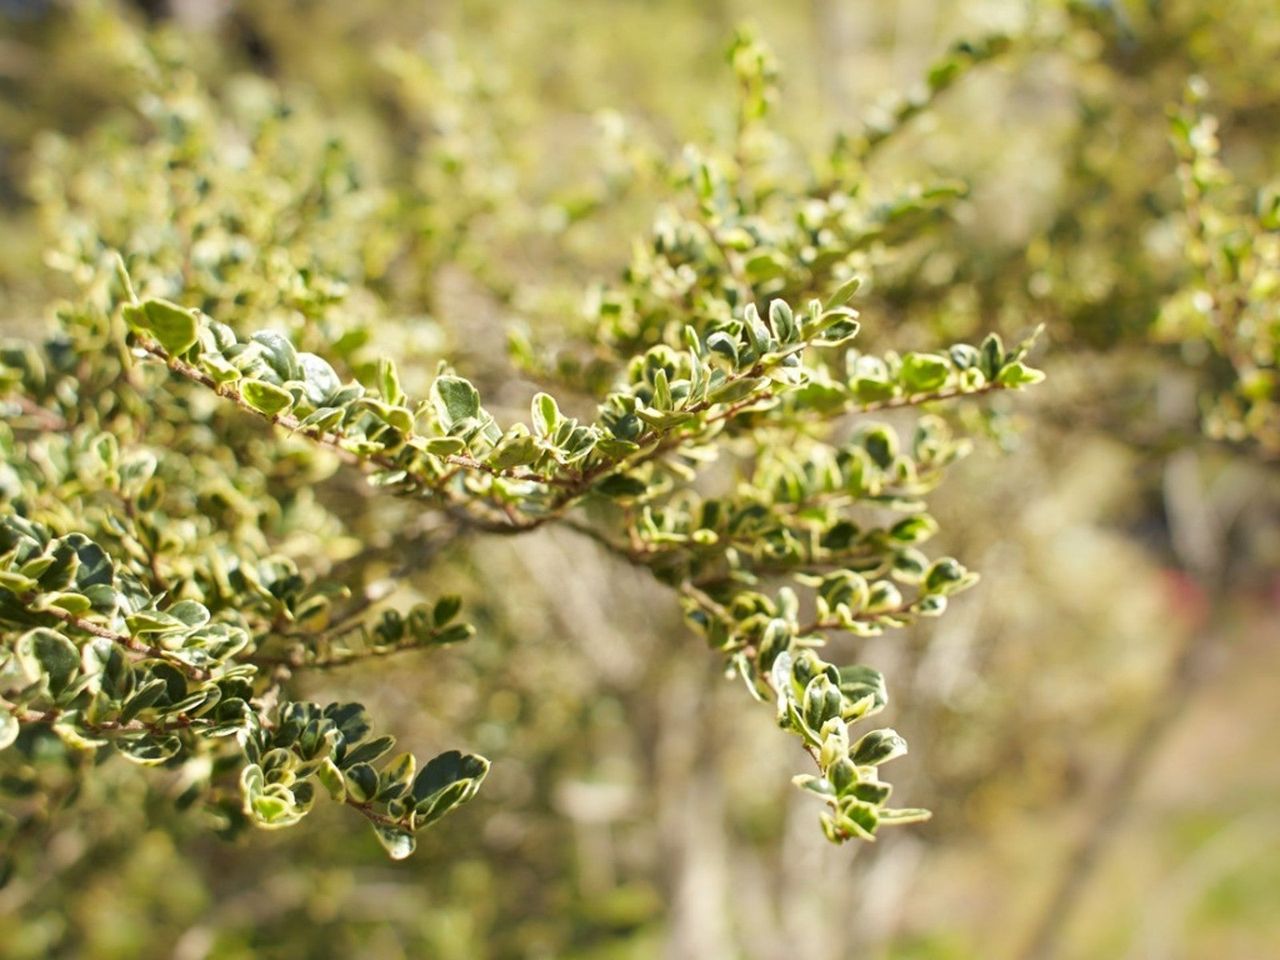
<box><xmin>1</xmin><ymin>1</ymin><xmax>1278</xmax><ymax>958</ymax></box>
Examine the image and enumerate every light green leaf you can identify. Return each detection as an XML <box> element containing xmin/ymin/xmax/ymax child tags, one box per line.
<box><xmin>431</xmin><ymin>376</ymin><xmax>481</xmax><ymax>432</ymax></box>
<box><xmin>900</xmin><ymin>352</ymin><xmax>951</xmax><ymax>393</ymax></box>
<box><xmin>241</xmin><ymin>380</ymin><xmax>294</xmax><ymax>417</ymax></box>
<box><xmin>0</xmin><ymin>705</ymin><xmax>18</xmax><ymax>750</ymax></box>
<box><xmin>824</xmin><ymin>276</ymin><xmax>862</xmax><ymax>310</ymax></box>
<box><xmin>135</xmin><ymin>299</ymin><xmax>199</xmax><ymax>356</ymax></box>
<box><xmin>878</xmin><ymin>807</ymin><xmax>932</xmax><ymax>824</ymax></box>
<box><xmin>531</xmin><ymin>392</ymin><xmax>560</xmax><ymax>438</ymax></box>
<box><xmin>370</xmin><ymin>822</ymin><xmax>416</xmax><ymax>860</ymax></box>
<box><xmin>996</xmin><ymin>361</ymin><xmax>1046</xmax><ymax>388</ymax></box>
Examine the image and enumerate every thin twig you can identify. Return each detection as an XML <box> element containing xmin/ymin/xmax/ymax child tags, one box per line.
<box><xmin>19</xmin><ymin>595</ymin><xmax>210</xmax><ymax>682</ymax></box>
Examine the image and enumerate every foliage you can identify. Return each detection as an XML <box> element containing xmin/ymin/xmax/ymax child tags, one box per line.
<box><xmin>0</xmin><ymin>6</ymin><xmax>1043</xmax><ymax>866</ymax></box>
<box><xmin>1160</xmin><ymin>79</ymin><xmax>1280</xmax><ymax>453</ymax></box>
<box><xmin>2</xmin><ymin>1</ymin><xmax>1278</xmax><ymax>958</ymax></box>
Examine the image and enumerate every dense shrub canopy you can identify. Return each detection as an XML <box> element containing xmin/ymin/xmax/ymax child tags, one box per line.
<box><xmin>1</xmin><ymin>2</ymin><xmax>1277</xmax><ymax>958</ymax></box>
<box><xmin>1</xmin><ymin>7</ymin><xmax>1052</xmax><ymax>863</ymax></box>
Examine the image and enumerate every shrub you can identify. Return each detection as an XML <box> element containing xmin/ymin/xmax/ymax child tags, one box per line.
<box><xmin>0</xmin><ymin>17</ymin><xmax>1042</xmax><ymax>861</ymax></box>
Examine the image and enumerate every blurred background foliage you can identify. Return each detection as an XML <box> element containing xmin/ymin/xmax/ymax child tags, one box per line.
<box><xmin>1</xmin><ymin>1</ymin><xmax>1278</xmax><ymax>958</ymax></box>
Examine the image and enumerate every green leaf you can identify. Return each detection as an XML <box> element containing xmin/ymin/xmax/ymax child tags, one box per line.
<box><xmin>343</xmin><ymin>762</ymin><xmax>379</xmax><ymax>803</ymax></box>
<box><xmin>377</xmin><ymin>357</ymin><xmax>404</xmax><ymax>406</ymax></box>
<box><xmin>370</xmin><ymin>822</ymin><xmax>416</xmax><ymax>860</ymax></box>
<box><xmin>705</xmin><ymin>331</ymin><xmax>739</xmax><ymax>364</ymax></box>
<box><xmin>316</xmin><ymin>758</ymin><xmax>346</xmax><ymax>801</ymax></box>
<box><xmin>0</xmin><ymin>705</ymin><xmax>18</xmax><ymax>750</ymax></box>
<box><xmin>133</xmin><ymin>299</ymin><xmax>199</xmax><ymax>356</ymax></box>
<box><xmin>125</xmin><ymin>609</ymin><xmax>183</xmax><ymax>633</ymax></box>
<box><xmin>595</xmin><ymin>474</ymin><xmax>648</xmax><ymax>499</ymax></box>
<box><xmin>651</xmin><ymin>368</ymin><xmax>672</xmax><ymax>410</ymax></box>
<box><xmin>490</xmin><ymin>434</ymin><xmax>540</xmax><ymax>469</ymax></box>
<box><xmin>115</xmin><ymin>733</ymin><xmax>183</xmax><ymax>765</ymax></box>
<box><xmin>854</xmin><ymin>377</ymin><xmax>896</xmax><ymax>404</ymax></box>
<box><xmin>744</xmin><ymin>250</ymin><xmax>788</xmax><ymax>283</ymax></box>
<box><xmin>247</xmin><ymin>786</ymin><xmax>305</xmax><ymax>827</ymax></box>
<box><xmin>852</xmin><ymin>780</ymin><xmax>892</xmax><ymax>805</ymax></box>
<box><xmin>415</xmin><ymin>779</ymin><xmax>474</xmax><ymax>827</ymax></box>
<box><xmin>949</xmin><ymin>343</ymin><xmax>981</xmax><ymax>370</ymax></box>
<box><xmin>837</xmin><ymin>665</ymin><xmax>888</xmax><ymax>713</ymax></box>
<box><xmin>51</xmin><ymin>713</ymin><xmax>108</xmax><ymax>750</ymax></box>
<box><xmin>825</xmin><ymin>276</ymin><xmax>862</xmax><ymax>310</ymax></box>
<box><xmin>531</xmin><ymin>392</ymin><xmax>560</xmax><ymax>438</ymax></box>
<box><xmin>996</xmin><ymin>361</ymin><xmax>1046</xmax><ymax>388</ymax></box>
<box><xmin>979</xmin><ymin>332</ymin><xmax>1004</xmax><ymax>379</ymax></box>
<box><xmin>298</xmin><ymin>353</ymin><xmax>342</xmax><ymax>405</ymax></box>
<box><xmin>889</xmin><ymin>514</ymin><xmax>938</xmax><ymax>543</ymax></box>
<box><xmin>240</xmin><ymin>380</ymin><xmax>294</xmax><ymax>417</ymax></box>
<box><xmin>866</xmin><ymin>580</ymin><xmax>902</xmax><ymax>612</ymax></box>
<box><xmin>423</xmin><ymin>436</ymin><xmax>467</xmax><ymax>456</ymax></box>
<box><xmin>68</xmin><ymin>535</ymin><xmax>114</xmax><ymax>590</ymax></box>
<box><xmin>16</xmin><ymin>628</ymin><xmax>81</xmax><ymax>698</ymax></box>
<box><xmin>744</xmin><ymin>303</ymin><xmax>773</xmax><ymax>356</ymax></box>
<box><xmin>363</xmin><ymin>399</ymin><xmax>414</xmax><ymax>433</ymax></box>
<box><xmin>378</xmin><ymin>752</ymin><xmax>416</xmax><ymax>800</ymax></box>
<box><xmin>342</xmin><ymin>735</ymin><xmax>396</xmax><ymax>768</ymax></box>
<box><xmin>167</xmin><ymin>600</ymin><xmax>210</xmax><ymax>628</ymax></box>
<box><xmin>324</xmin><ymin>703</ymin><xmax>371</xmax><ymax>745</ymax></box>
<box><xmin>811</xmin><ymin>308</ymin><xmax>861</xmax><ymax>347</ymax></box>
<box><xmin>412</xmin><ymin>749</ymin><xmax>489</xmax><ymax>807</ymax></box>
<box><xmin>18</xmin><ymin>555</ymin><xmax>56</xmax><ymax>581</ymax></box>
<box><xmin>851</xmin><ymin>728</ymin><xmax>908</xmax><ymax>766</ymax></box>
<box><xmin>900</xmin><ymin>352</ymin><xmax>951</xmax><ymax>393</ymax></box>
<box><xmin>708</xmin><ymin>376</ymin><xmax>768</xmax><ymax>405</ymax></box>
<box><xmin>430</xmin><ymin>623</ymin><xmax>474</xmax><ymax>646</ymax></box>
<box><xmin>792</xmin><ymin>774</ymin><xmax>836</xmax><ymax>797</ymax></box>
<box><xmin>431</xmin><ymin>376</ymin><xmax>481</xmax><ymax>432</ymax></box>
<box><xmin>250</xmin><ymin>331</ymin><xmax>302</xmax><ymax>382</ymax></box>
<box><xmin>202</xmin><ymin>354</ymin><xmax>242</xmax><ymax>385</ymax></box>
<box><xmin>838</xmin><ymin>800</ymin><xmax>880</xmax><ymax>839</ymax></box>
<box><xmin>828</xmin><ymin>758</ymin><xmax>858</xmax><ymax>795</ymax></box>
<box><xmin>432</xmin><ymin>595</ymin><xmax>463</xmax><ymax>627</ymax></box>
<box><xmin>119</xmin><ymin>678</ymin><xmax>168</xmax><ymax>724</ymax></box>
<box><xmin>769</xmin><ymin>299</ymin><xmax>797</xmax><ymax>341</ymax></box>
<box><xmin>860</xmin><ymin>424</ymin><xmax>899</xmax><ymax>468</ymax></box>
<box><xmin>878</xmin><ymin>807</ymin><xmax>932</xmax><ymax>825</ymax></box>
<box><xmin>113</xmin><ymin>252</ymin><xmax>138</xmax><ymax>303</ymax></box>
<box><xmin>924</xmin><ymin>558</ymin><xmax>973</xmax><ymax>594</ymax></box>
<box><xmin>0</xmin><ymin>570</ymin><xmax>37</xmax><ymax>593</ymax></box>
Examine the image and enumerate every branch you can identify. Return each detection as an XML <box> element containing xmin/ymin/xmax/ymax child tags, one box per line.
<box><xmin>248</xmin><ymin>630</ymin><xmax>460</xmax><ymax>672</ymax></box>
<box><xmin>1</xmin><ymin>695</ymin><xmax>200</xmax><ymax>738</ymax></box>
<box><xmin>850</xmin><ymin>379</ymin><xmax>1005</xmax><ymax>414</ymax></box>
<box><xmin>16</xmin><ymin>594</ymin><xmax>211</xmax><ymax>682</ymax></box>
<box><xmin>1</xmin><ymin>393</ymin><xmax>70</xmax><ymax>432</ymax></box>
<box><xmin>140</xmin><ymin>338</ymin><xmax>771</xmax><ymax>535</ymax></box>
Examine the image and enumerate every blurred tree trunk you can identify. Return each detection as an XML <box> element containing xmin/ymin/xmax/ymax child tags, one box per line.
<box><xmin>1015</xmin><ymin>442</ymin><xmax>1236</xmax><ymax>960</ymax></box>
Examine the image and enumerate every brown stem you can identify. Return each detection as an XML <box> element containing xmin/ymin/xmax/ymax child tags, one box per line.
<box><xmin>2</xmin><ymin>394</ymin><xmax>70</xmax><ymax>432</ymax></box>
<box><xmin>346</xmin><ymin>799</ymin><xmax>412</xmax><ymax>830</ymax></box>
<box><xmin>248</xmin><ymin>632</ymin><xmax>451</xmax><ymax>672</ymax></box>
<box><xmin>2</xmin><ymin>696</ymin><xmax>199</xmax><ymax>737</ymax></box>
<box><xmin>143</xmin><ymin>339</ymin><xmax>773</xmax><ymax>534</ymax></box>
<box><xmin>848</xmin><ymin>379</ymin><xmax>1006</xmax><ymax>416</ymax></box>
<box><xmin>20</xmin><ymin>596</ymin><xmax>210</xmax><ymax>682</ymax></box>
<box><xmin>796</xmin><ymin>602</ymin><xmax>917</xmax><ymax>635</ymax></box>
